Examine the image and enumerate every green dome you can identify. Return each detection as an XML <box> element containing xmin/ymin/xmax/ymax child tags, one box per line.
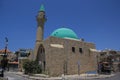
<box><xmin>39</xmin><ymin>4</ymin><xmax>45</xmax><ymax>11</ymax></box>
<box><xmin>51</xmin><ymin>28</ymin><xmax>78</xmax><ymax>39</ymax></box>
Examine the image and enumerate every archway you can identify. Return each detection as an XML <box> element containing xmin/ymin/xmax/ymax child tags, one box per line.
<box><xmin>37</xmin><ymin>44</ymin><xmax>45</xmax><ymax>71</ymax></box>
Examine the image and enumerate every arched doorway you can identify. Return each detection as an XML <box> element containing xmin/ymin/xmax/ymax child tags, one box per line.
<box><xmin>37</xmin><ymin>44</ymin><xmax>45</xmax><ymax>71</ymax></box>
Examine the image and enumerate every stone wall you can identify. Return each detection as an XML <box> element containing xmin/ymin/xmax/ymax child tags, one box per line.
<box><xmin>43</xmin><ymin>37</ymin><xmax>97</xmax><ymax>76</ymax></box>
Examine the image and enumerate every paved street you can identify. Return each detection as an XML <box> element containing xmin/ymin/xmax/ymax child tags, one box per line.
<box><xmin>91</xmin><ymin>72</ymin><xmax>120</xmax><ymax>80</ymax></box>
<box><xmin>4</xmin><ymin>71</ymin><xmax>29</xmax><ymax>80</ymax></box>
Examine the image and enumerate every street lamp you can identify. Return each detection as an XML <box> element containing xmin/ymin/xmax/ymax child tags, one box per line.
<box><xmin>1</xmin><ymin>37</ymin><xmax>9</xmax><ymax>71</ymax></box>
<box><xmin>4</xmin><ymin>37</ymin><xmax>8</xmax><ymax>57</ymax></box>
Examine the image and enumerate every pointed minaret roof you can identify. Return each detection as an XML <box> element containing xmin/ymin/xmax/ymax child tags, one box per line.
<box><xmin>39</xmin><ymin>4</ymin><xmax>45</xmax><ymax>11</ymax></box>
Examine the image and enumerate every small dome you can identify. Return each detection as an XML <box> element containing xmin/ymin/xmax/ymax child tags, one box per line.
<box><xmin>51</xmin><ymin>28</ymin><xmax>78</xmax><ymax>39</ymax></box>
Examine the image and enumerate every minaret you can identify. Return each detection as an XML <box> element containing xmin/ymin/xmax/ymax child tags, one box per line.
<box><xmin>34</xmin><ymin>4</ymin><xmax>47</xmax><ymax>60</ymax></box>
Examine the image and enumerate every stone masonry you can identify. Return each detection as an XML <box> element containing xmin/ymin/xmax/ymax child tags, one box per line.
<box><xmin>39</xmin><ymin>36</ymin><xmax>98</xmax><ymax>76</ymax></box>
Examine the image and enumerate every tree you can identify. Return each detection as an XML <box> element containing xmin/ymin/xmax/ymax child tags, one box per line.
<box><xmin>23</xmin><ymin>60</ymin><xmax>42</xmax><ymax>74</ymax></box>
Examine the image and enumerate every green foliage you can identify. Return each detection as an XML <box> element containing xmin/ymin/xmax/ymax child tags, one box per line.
<box><xmin>23</xmin><ymin>60</ymin><xmax>42</xmax><ymax>74</ymax></box>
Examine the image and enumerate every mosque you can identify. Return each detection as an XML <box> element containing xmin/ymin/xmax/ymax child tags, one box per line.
<box><xmin>33</xmin><ymin>5</ymin><xmax>97</xmax><ymax>76</ymax></box>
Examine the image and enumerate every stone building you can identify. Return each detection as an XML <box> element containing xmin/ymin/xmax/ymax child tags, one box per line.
<box><xmin>97</xmin><ymin>50</ymin><xmax>120</xmax><ymax>72</ymax></box>
<box><xmin>15</xmin><ymin>48</ymin><xmax>33</xmax><ymax>71</ymax></box>
<box><xmin>33</xmin><ymin>5</ymin><xmax>97</xmax><ymax>76</ymax></box>
<box><xmin>0</xmin><ymin>49</ymin><xmax>14</xmax><ymax>61</ymax></box>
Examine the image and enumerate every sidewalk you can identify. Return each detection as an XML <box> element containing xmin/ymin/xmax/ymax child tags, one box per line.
<box><xmin>62</xmin><ymin>73</ymin><xmax>115</xmax><ymax>80</ymax></box>
<box><xmin>0</xmin><ymin>77</ymin><xmax>8</xmax><ymax>80</ymax></box>
<box><xmin>7</xmin><ymin>71</ymin><xmax>115</xmax><ymax>80</ymax></box>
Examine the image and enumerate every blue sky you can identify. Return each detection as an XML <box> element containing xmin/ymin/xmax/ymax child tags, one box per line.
<box><xmin>0</xmin><ymin>0</ymin><xmax>120</xmax><ymax>52</ymax></box>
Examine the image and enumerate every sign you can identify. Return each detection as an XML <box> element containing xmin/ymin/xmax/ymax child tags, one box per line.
<box><xmin>77</xmin><ymin>60</ymin><xmax>80</xmax><ymax>65</ymax></box>
<box><xmin>50</xmin><ymin>44</ymin><xmax>64</xmax><ymax>48</ymax></box>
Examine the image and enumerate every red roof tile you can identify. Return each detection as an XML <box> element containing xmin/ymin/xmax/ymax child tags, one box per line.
<box><xmin>0</xmin><ymin>49</ymin><xmax>11</xmax><ymax>53</ymax></box>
